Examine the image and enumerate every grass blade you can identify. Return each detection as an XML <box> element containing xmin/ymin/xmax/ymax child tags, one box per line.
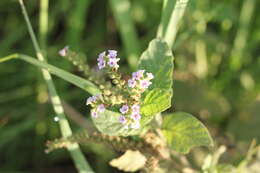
<box><xmin>230</xmin><ymin>0</ymin><xmax>256</xmax><ymax>71</ymax></box>
<box><xmin>19</xmin><ymin>54</ymin><xmax>100</xmax><ymax>95</ymax></box>
<box><xmin>18</xmin><ymin>1</ymin><xmax>95</xmax><ymax>172</ymax></box>
<box><xmin>39</xmin><ymin>0</ymin><xmax>48</xmax><ymax>52</ymax></box>
<box><xmin>109</xmin><ymin>0</ymin><xmax>140</xmax><ymax>69</ymax></box>
<box><xmin>67</xmin><ymin>0</ymin><xmax>91</xmax><ymax>50</ymax></box>
<box><xmin>157</xmin><ymin>0</ymin><xmax>190</xmax><ymax>48</ymax></box>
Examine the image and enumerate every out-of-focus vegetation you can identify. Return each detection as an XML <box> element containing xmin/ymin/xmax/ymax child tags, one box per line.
<box><xmin>0</xmin><ymin>0</ymin><xmax>260</xmax><ymax>172</ymax></box>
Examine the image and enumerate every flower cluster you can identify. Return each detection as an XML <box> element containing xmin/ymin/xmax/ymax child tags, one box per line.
<box><xmin>86</xmin><ymin>50</ymin><xmax>154</xmax><ymax>130</ymax></box>
<box><xmin>86</xmin><ymin>94</ymin><xmax>105</xmax><ymax>118</ymax></box>
<box><xmin>97</xmin><ymin>50</ymin><xmax>120</xmax><ymax>70</ymax></box>
<box><xmin>128</xmin><ymin>70</ymin><xmax>154</xmax><ymax>92</ymax></box>
<box><xmin>119</xmin><ymin>104</ymin><xmax>141</xmax><ymax>129</ymax></box>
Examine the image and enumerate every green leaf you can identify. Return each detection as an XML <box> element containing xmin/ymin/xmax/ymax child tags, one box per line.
<box><xmin>141</xmin><ymin>88</ymin><xmax>172</xmax><ymax>124</ymax></box>
<box><xmin>19</xmin><ymin>54</ymin><xmax>100</xmax><ymax>95</ymax></box>
<box><xmin>162</xmin><ymin>112</ymin><xmax>213</xmax><ymax>154</ymax></box>
<box><xmin>138</xmin><ymin>38</ymin><xmax>173</xmax><ymax>91</ymax></box>
<box><xmin>92</xmin><ymin>109</ymin><xmax>141</xmax><ymax>136</ymax></box>
<box><xmin>109</xmin><ymin>150</ymin><xmax>147</xmax><ymax>172</ymax></box>
<box><xmin>138</xmin><ymin>38</ymin><xmax>174</xmax><ymax>123</ymax></box>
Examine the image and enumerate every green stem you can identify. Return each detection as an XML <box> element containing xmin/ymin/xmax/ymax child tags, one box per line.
<box><xmin>39</xmin><ymin>0</ymin><xmax>48</xmax><ymax>52</ymax></box>
<box><xmin>0</xmin><ymin>53</ymin><xmax>18</xmax><ymax>63</ymax></box>
<box><xmin>157</xmin><ymin>0</ymin><xmax>190</xmax><ymax>48</ymax></box>
<box><xmin>109</xmin><ymin>0</ymin><xmax>140</xmax><ymax>69</ymax></box>
<box><xmin>18</xmin><ymin>0</ymin><xmax>94</xmax><ymax>172</ymax></box>
<box><xmin>230</xmin><ymin>0</ymin><xmax>255</xmax><ymax>71</ymax></box>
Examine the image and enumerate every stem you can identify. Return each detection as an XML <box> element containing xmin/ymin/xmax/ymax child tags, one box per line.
<box><xmin>109</xmin><ymin>0</ymin><xmax>140</xmax><ymax>69</ymax></box>
<box><xmin>230</xmin><ymin>0</ymin><xmax>255</xmax><ymax>71</ymax></box>
<box><xmin>18</xmin><ymin>0</ymin><xmax>94</xmax><ymax>172</ymax></box>
<box><xmin>157</xmin><ymin>0</ymin><xmax>190</xmax><ymax>48</ymax></box>
<box><xmin>39</xmin><ymin>0</ymin><xmax>48</xmax><ymax>52</ymax></box>
<box><xmin>0</xmin><ymin>53</ymin><xmax>18</xmax><ymax>63</ymax></box>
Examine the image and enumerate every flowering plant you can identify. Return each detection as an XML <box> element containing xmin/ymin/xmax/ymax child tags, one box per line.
<box><xmin>0</xmin><ymin>0</ymin><xmax>216</xmax><ymax>172</ymax></box>
<box><xmin>68</xmin><ymin>39</ymin><xmax>175</xmax><ymax>136</ymax></box>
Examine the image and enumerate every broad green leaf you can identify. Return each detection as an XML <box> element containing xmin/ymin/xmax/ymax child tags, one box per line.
<box><xmin>138</xmin><ymin>38</ymin><xmax>174</xmax><ymax>124</ymax></box>
<box><xmin>138</xmin><ymin>38</ymin><xmax>173</xmax><ymax>91</ymax></box>
<box><xmin>141</xmin><ymin>88</ymin><xmax>172</xmax><ymax>124</ymax></box>
<box><xmin>92</xmin><ymin>109</ymin><xmax>141</xmax><ymax>136</ymax></box>
<box><xmin>109</xmin><ymin>150</ymin><xmax>147</xmax><ymax>172</ymax></box>
<box><xmin>19</xmin><ymin>54</ymin><xmax>100</xmax><ymax>95</ymax></box>
<box><xmin>162</xmin><ymin>112</ymin><xmax>213</xmax><ymax>154</ymax></box>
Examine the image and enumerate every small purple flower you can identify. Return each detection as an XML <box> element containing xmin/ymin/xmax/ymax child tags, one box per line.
<box><xmin>119</xmin><ymin>115</ymin><xmax>127</xmax><ymax>124</ymax></box>
<box><xmin>131</xmin><ymin>112</ymin><xmax>141</xmax><ymax>121</ymax></box>
<box><xmin>107</xmin><ymin>58</ymin><xmax>120</xmax><ymax>68</ymax></box>
<box><xmin>130</xmin><ymin>121</ymin><xmax>140</xmax><ymax>129</ymax></box>
<box><xmin>132</xmin><ymin>70</ymin><xmax>145</xmax><ymax>80</ymax></box>
<box><xmin>97</xmin><ymin>51</ymin><xmax>106</xmax><ymax>61</ymax></box>
<box><xmin>91</xmin><ymin>111</ymin><xmax>98</xmax><ymax>118</ymax></box>
<box><xmin>146</xmin><ymin>72</ymin><xmax>154</xmax><ymax>80</ymax></box>
<box><xmin>120</xmin><ymin>105</ymin><xmax>129</xmax><ymax>114</ymax></box>
<box><xmin>140</xmin><ymin>79</ymin><xmax>152</xmax><ymax>89</ymax></box>
<box><xmin>131</xmin><ymin>104</ymin><xmax>140</xmax><ymax>113</ymax></box>
<box><xmin>108</xmin><ymin>50</ymin><xmax>117</xmax><ymax>58</ymax></box>
<box><xmin>97</xmin><ymin>104</ymin><xmax>105</xmax><ymax>113</ymax></box>
<box><xmin>98</xmin><ymin>60</ymin><xmax>106</xmax><ymax>69</ymax></box>
<box><xmin>128</xmin><ymin>79</ymin><xmax>136</xmax><ymax>88</ymax></box>
<box><xmin>86</xmin><ymin>95</ymin><xmax>100</xmax><ymax>105</ymax></box>
<box><xmin>59</xmin><ymin>46</ymin><xmax>69</xmax><ymax>57</ymax></box>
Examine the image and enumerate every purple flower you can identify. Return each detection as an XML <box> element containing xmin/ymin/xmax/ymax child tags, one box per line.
<box><xmin>140</xmin><ymin>79</ymin><xmax>152</xmax><ymax>89</ymax></box>
<box><xmin>91</xmin><ymin>111</ymin><xmax>98</xmax><ymax>118</ymax></box>
<box><xmin>97</xmin><ymin>104</ymin><xmax>105</xmax><ymax>113</ymax></box>
<box><xmin>97</xmin><ymin>51</ymin><xmax>106</xmax><ymax>61</ymax></box>
<box><xmin>130</xmin><ymin>112</ymin><xmax>141</xmax><ymax>121</ymax></box>
<box><xmin>108</xmin><ymin>50</ymin><xmax>117</xmax><ymax>58</ymax></box>
<box><xmin>86</xmin><ymin>94</ymin><xmax>101</xmax><ymax>105</ymax></box>
<box><xmin>130</xmin><ymin>121</ymin><xmax>140</xmax><ymax>129</ymax></box>
<box><xmin>59</xmin><ymin>46</ymin><xmax>69</xmax><ymax>57</ymax></box>
<box><xmin>128</xmin><ymin>79</ymin><xmax>136</xmax><ymax>88</ymax></box>
<box><xmin>98</xmin><ymin>60</ymin><xmax>106</xmax><ymax>69</ymax></box>
<box><xmin>131</xmin><ymin>104</ymin><xmax>140</xmax><ymax>113</ymax></box>
<box><xmin>132</xmin><ymin>70</ymin><xmax>145</xmax><ymax>80</ymax></box>
<box><xmin>107</xmin><ymin>58</ymin><xmax>120</xmax><ymax>68</ymax></box>
<box><xmin>146</xmin><ymin>72</ymin><xmax>154</xmax><ymax>80</ymax></box>
<box><xmin>120</xmin><ymin>105</ymin><xmax>129</xmax><ymax>114</ymax></box>
<box><xmin>119</xmin><ymin>115</ymin><xmax>127</xmax><ymax>124</ymax></box>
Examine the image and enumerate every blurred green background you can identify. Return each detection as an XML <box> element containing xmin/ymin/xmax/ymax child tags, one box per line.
<box><xmin>0</xmin><ymin>0</ymin><xmax>260</xmax><ymax>172</ymax></box>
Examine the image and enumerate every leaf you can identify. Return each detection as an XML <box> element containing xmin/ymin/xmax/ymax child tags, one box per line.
<box><xmin>138</xmin><ymin>38</ymin><xmax>174</xmax><ymax>124</ymax></box>
<box><xmin>138</xmin><ymin>38</ymin><xmax>173</xmax><ymax>91</ymax></box>
<box><xmin>141</xmin><ymin>88</ymin><xmax>172</xmax><ymax>124</ymax></box>
<box><xmin>162</xmin><ymin>112</ymin><xmax>213</xmax><ymax>154</ymax></box>
<box><xmin>109</xmin><ymin>150</ymin><xmax>147</xmax><ymax>172</ymax></box>
<box><xmin>19</xmin><ymin>54</ymin><xmax>100</xmax><ymax>95</ymax></box>
<box><xmin>92</xmin><ymin>109</ymin><xmax>141</xmax><ymax>136</ymax></box>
